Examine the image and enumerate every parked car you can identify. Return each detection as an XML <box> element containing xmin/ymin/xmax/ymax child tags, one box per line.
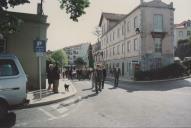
<box><xmin>184</xmin><ymin>57</ymin><xmax>191</xmax><ymax>61</ymax></box>
<box><xmin>0</xmin><ymin>53</ymin><xmax>28</xmax><ymax>120</ymax></box>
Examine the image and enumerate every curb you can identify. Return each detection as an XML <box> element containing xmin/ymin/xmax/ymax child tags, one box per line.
<box><xmin>13</xmin><ymin>84</ymin><xmax>77</xmax><ymax>110</ymax></box>
<box><xmin>106</xmin><ymin>75</ymin><xmax>191</xmax><ymax>84</ymax></box>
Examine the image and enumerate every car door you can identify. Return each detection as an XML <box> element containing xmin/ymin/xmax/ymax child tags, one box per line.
<box><xmin>0</xmin><ymin>58</ymin><xmax>26</xmax><ymax>105</ymax></box>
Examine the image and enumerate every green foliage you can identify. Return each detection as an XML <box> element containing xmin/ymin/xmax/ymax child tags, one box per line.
<box><xmin>0</xmin><ymin>12</ymin><xmax>23</xmax><ymax>36</ymax></box>
<box><xmin>74</xmin><ymin>57</ymin><xmax>86</xmax><ymax>67</ymax></box>
<box><xmin>0</xmin><ymin>0</ymin><xmax>90</xmax><ymax>37</ymax></box>
<box><xmin>59</xmin><ymin>0</ymin><xmax>90</xmax><ymax>22</ymax></box>
<box><xmin>0</xmin><ymin>0</ymin><xmax>30</xmax><ymax>10</ymax></box>
<box><xmin>88</xmin><ymin>44</ymin><xmax>94</xmax><ymax>68</ymax></box>
<box><xmin>0</xmin><ymin>0</ymin><xmax>29</xmax><ymax>37</ymax></box>
<box><xmin>175</xmin><ymin>39</ymin><xmax>191</xmax><ymax>60</ymax></box>
<box><xmin>50</xmin><ymin>49</ymin><xmax>68</xmax><ymax>67</ymax></box>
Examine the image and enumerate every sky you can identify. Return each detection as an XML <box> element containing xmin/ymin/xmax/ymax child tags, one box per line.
<box><xmin>8</xmin><ymin>0</ymin><xmax>191</xmax><ymax>50</ymax></box>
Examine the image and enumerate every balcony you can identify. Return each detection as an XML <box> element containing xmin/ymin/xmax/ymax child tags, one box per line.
<box><xmin>151</xmin><ymin>31</ymin><xmax>167</xmax><ymax>38</ymax></box>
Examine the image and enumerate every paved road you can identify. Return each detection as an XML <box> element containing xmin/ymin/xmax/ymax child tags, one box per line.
<box><xmin>12</xmin><ymin>78</ymin><xmax>191</xmax><ymax>127</ymax></box>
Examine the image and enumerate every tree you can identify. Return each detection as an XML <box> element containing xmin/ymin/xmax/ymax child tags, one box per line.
<box><xmin>74</xmin><ymin>57</ymin><xmax>86</xmax><ymax>67</ymax></box>
<box><xmin>0</xmin><ymin>0</ymin><xmax>90</xmax><ymax>37</ymax></box>
<box><xmin>88</xmin><ymin>44</ymin><xmax>94</xmax><ymax>68</ymax></box>
<box><xmin>59</xmin><ymin>0</ymin><xmax>90</xmax><ymax>22</ymax></box>
<box><xmin>50</xmin><ymin>49</ymin><xmax>68</xmax><ymax>68</ymax></box>
<box><xmin>175</xmin><ymin>39</ymin><xmax>191</xmax><ymax>60</ymax></box>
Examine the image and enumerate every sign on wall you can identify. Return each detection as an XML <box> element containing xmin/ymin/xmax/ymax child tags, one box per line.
<box><xmin>33</xmin><ymin>39</ymin><xmax>46</xmax><ymax>56</ymax></box>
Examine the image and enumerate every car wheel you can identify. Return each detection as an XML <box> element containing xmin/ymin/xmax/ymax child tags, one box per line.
<box><xmin>0</xmin><ymin>102</ymin><xmax>8</xmax><ymax>121</ymax></box>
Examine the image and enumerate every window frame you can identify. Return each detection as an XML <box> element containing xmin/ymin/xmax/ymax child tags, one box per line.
<box><xmin>0</xmin><ymin>59</ymin><xmax>19</xmax><ymax>77</ymax></box>
<box><xmin>154</xmin><ymin>38</ymin><xmax>162</xmax><ymax>53</ymax></box>
<box><xmin>153</xmin><ymin>14</ymin><xmax>163</xmax><ymax>32</ymax></box>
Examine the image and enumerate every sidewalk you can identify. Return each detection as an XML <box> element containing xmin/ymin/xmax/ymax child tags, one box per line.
<box><xmin>19</xmin><ymin>79</ymin><xmax>77</xmax><ymax>109</ymax></box>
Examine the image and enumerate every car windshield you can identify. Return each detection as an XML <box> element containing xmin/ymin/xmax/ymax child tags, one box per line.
<box><xmin>0</xmin><ymin>59</ymin><xmax>19</xmax><ymax>76</ymax></box>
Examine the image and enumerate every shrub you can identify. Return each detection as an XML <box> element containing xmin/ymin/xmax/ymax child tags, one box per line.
<box><xmin>134</xmin><ymin>63</ymin><xmax>188</xmax><ymax>81</ymax></box>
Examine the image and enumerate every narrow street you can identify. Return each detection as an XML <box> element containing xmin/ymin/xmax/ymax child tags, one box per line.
<box><xmin>12</xmin><ymin>78</ymin><xmax>191</xmax><ymax>127</ymax></box>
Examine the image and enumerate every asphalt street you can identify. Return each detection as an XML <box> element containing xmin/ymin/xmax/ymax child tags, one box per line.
<box><xmin>12</xmin><ymin>78</ymin><xmax>191</xmax><ymax>127</ymax></box>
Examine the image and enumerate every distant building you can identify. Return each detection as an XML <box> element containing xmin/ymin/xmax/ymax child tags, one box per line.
<box><xmin>99</xmin><ymin>0</ymin><xmax>175</xmax><ymax>79</ymax></box>
<box><xmin>174</xmin><ymin>20</ymin><xmax>191</xmax><ymax>47</ymax></box>
<box><xmin>63</xmin><ymin>43</ymin><xmax>90</xmax><ymax>66</ymax></box>
<box><xmin>0</xmin><ymin>11</ymin><xmax>49</xmax><ymax>90</ymax></box>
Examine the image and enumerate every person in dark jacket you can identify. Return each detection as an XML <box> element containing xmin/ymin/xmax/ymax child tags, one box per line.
<box><xmin>113</xmin><ymin>67</ymin><xmax>120</xmax><ymax>87</ymax></box>
<box><xmin>47</xmin><ymin>64</ymin><xmax>54</xmax><ymax>90</ymax></box>
<box><xmin>102</xmin><ymin>66</ymin><xmax>107</xmax><ymax>89</ymax></box>
<box><xmin>95</xmin><ymin>64</ymin><xmax>103</xmax><ymax>93</ymax></box>
<box><xmin>52</xmin><ymin>64</ymin><xmax>60</xmax><ymax>93</ymax></box>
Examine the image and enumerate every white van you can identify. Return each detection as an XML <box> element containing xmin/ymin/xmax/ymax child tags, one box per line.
<box><xmin>0</xmin><ymin>54</ymin><xmax>27</xmax><ymax>120</ymax></box>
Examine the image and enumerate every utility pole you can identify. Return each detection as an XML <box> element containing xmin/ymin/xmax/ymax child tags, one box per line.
<box><xmin>37</xmin><ymin>0</ymin><xmax>44</xmax><ymax>100</ymax></box>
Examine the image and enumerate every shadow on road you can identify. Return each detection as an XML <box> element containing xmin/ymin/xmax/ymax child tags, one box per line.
<box><xmin>0</xmin><ymin>112</ymin><xmax>16</xmax><ymax>128</ymax></box>
<box><xmin>105</xmin><ymin>79</ymin><xmax>191</xmax><ymax>92</ymax></box>
<box><xmin>82</xmin><ymin>93</ymin><xmax>98</xmax><ymax>99</ymax></box>
<box><xmin>82</xmin><ymin>88</ymin><xmax>93</xmax><ymax>91</ymax></box>
<box><xmin>108</xmin><ymin>86</ymin><xmax>117</xmax><ymax>90</ymax></box>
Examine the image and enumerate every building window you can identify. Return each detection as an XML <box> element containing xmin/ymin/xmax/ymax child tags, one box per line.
<box><xmin>127</xmin><ymin>41</ymin><xmax>131</xmax><ymax>52</ymax></box>
<box><xmin>134</xmin><ymin>16</ymin><xmax>138</xmax><ymax>29</ymax></box>
<box><xmin>154</xmin><ymin>38</ymin><xmax>162</xmax><ymax>53</ymax></box>
<box><xmin>122</xmin><ymin>25</ymin><xmax>124</xmax><ymax>35</ymax></box>
<box><xmin>134</xmin><ymin>39</ymin><xmax>139</xmax><ymax>51</ymax></box>
<box><xmin>113</xmin><ymin>47</ymin><xmax>115</xmax><ymax>56</ymax></box>
<box><xmin>0</xmin><ymin>39</ymin><xmax>6</xmax><ymax>53</ymax></box>
<box><xmin>187</xmin><ymin>31</ymin><xmax>191</xmax><ymax>36</ymax></box>
<box><xmin>117</xmin><ymin>45</ymin><xmax>120</xmax><ymax>55</ymax></box>
<box><xmin>187</xmin><ymin>21</ymin><xmax>191</xmax><ymax>27</ymax></box>
<box><xmin>179</xmin><ymin>31</ymin><xmax>183</xmax><ymax>38</ymax></box>
<box><xmin>127</xmin><ymin>21</ymin><xmax>130</xmax><ymax>33</ymax></box>
<box><xmin>122</xmin><ymin>43</ymin><xmax>124</xmax><ymax>54</ymax></box>
<box><xmin>110</xmin><ymin>48</ymin><xmax>112</xmax><ymax>57</ymax></box>
<box><xmin>117</xmin><ymin>28</ymin><xmax>120</xmax><ymax>37</ymax></box>
<box><xmin>102</xmin><ymin>26</ymin><xmax>104</xmax><ymax>34</ymax></box>
<box><xmin>106</xmin><ymin>49</ymin><xmax>108</xmax><ymax>58</ymax></box>
<box><xmin>113</xmin><ymin>31</ymin><xmax>115</xmax><ymax>40</ymax></box>
<box><xmin>154</xmin><ymin>14</ymin><xmax>163</xmax><ymax>32</ymax></box>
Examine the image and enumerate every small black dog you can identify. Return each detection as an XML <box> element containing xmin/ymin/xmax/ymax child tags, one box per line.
<box><xmin>64</xmin><ymin>84</ymin><xmax>70</xmax><ymax>92</ymax></box>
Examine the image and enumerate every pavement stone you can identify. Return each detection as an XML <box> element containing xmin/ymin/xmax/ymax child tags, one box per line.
<box><xmin>17</xmin><ymin>79</ymin><xmax>77</xmax><ymax>109</ymax></box>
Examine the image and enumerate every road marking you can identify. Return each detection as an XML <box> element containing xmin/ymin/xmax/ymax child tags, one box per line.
<box><xmin>38</xmin><ymin>108</ymin><xmax>56</xmax><ymax>120</ymax></box>
<box><xmin>51</xmin><ymin>103</ymin><xmax>69</xmax><ymax>113</ymax></box>
<box><xmin>15</xmin><ymin>122</ymin><xmax>28</xmax><ymax>127</ymax></box>
<box><xmin>61</xmin><ymin>113</ymin><xmax>69</xmax><ymax>118</ymax></box>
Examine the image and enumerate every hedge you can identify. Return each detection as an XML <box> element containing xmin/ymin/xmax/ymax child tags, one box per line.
<box><xmin>134</xmin><ymin>63</ymin><xmax>188</xmax><ymax>81</ymax></box>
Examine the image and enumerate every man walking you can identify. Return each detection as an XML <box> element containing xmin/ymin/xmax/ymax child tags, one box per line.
<box><xmin>95</xmin><ymin>64</ymin><xmax>103</xmax><ymax>93</ymax></box>
<box><xmin>102</xmin><ymin>66</ymin><xmax>107</xmax><ymax>89</ymax></box>
<box><xmin>113</xmin><ymin>66</ymin><xmax>120</xmax><ymax>87</ymax></box>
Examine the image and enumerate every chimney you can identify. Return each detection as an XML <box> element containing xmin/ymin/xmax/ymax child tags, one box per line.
<box><xmin>170</xmin><ymin>2</ymin><xmax>173</xmax><ymax>8</ymax></box>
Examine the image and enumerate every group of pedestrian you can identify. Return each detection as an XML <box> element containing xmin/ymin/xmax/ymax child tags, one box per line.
<box><xmin>47</xmin><ymin>63</ymin><xmax>60</xmax><ymax>93</ymax></box>
<box><xmin>91</xmin><ymin>65</ymin><xmax>121</xmax><ymax>93</ymax></box>
<box><xmin>91</xmin><ymin>64</ymin><xmax>107</xmax><ymax>94</ymax></box>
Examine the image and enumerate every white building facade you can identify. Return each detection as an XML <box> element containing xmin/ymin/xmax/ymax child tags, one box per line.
<box><xmin>174</xmin><ymin>20</ymin><xmax>191</xmax><ymax>47</ymax></box>
<box><xmin>99</xmin><ymin>0</ymin><xmax>174</xmax><ymax>79</ymax></box>
<box><xmin>64</xmin><ymin>43</ymin><xmax>90</xmax><ymax>66</ymax></box>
